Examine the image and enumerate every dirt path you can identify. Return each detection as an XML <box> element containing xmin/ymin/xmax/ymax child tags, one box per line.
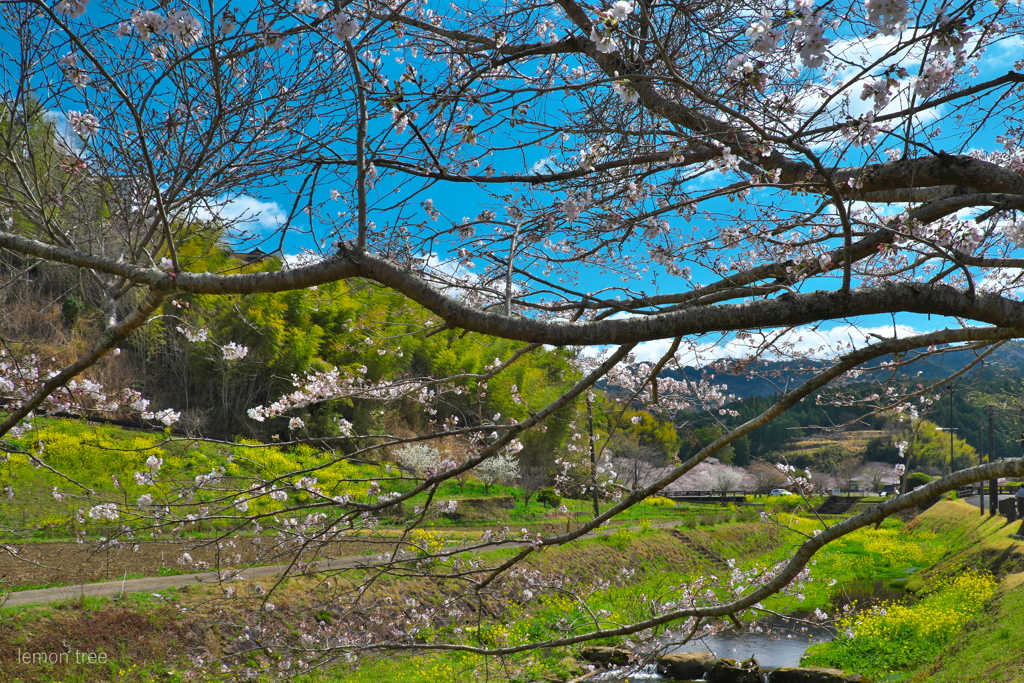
<box><xmin>0</xmin><ymin>537</ymin><xmax>549</xmax><ymax>608</ymax></box>
<box><xmin>1</xmin><ymin>521</ymin><xmax>683</xmax><ymax>608</ymax></box>
<box><xmin>0</xmin><ymin>550</ymin><xmax>392</xmax><ymax>608</ymax></box>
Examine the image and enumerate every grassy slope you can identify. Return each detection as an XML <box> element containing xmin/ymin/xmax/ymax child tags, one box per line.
<box><xmin>910</xmin><ymin>571</ymin><xmax>1024</xmax><ymax>683</ymax></box>
<box><xmin>0</xmin><ymin>520</ymin><xmax>797</xmax><ymax>683</ymax></box>
<box><xmin>902</xmin><ymin>501</ymin><xmax>1024</xmax><ymax>683</ymax></box>
<box><xmin>805</xmin><ymin>499</ymin><xmax>1024</xmax><ymax>683</ymax></box>
<box><xmin>12</xmin><ymin>501</ymin><xmax>1016</xmax><ymax>683</ymax></box>
<box><xmin>902</xmin><ymin>500</ymin><xmax>1024</xmax><ymax>589</ymax></box>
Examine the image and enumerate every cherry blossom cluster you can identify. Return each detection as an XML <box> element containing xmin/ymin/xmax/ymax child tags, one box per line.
<box><xmin>589</xmin><ymin>1</ymin><xmax>634</xmax><ymax>54</ymax></box>
<box><xmin>914</xmin><ymin>58</ymin><xmax>956</xmax><ymax>97</ymax></box>
<box><xmin>840</xmin><ymin>111</ymin><xmax>883</xmax><ymax>147</ymax></box>
<box><xmin>391</xmin><ymin>107</ymin><xmax>417</xmax><ymax>134</ymax></box>
<box><xmin>899</xmin><ymin>215</ymin><xmax>984</xmax><ymax>253</ymax></box>
<box><xmin>610</xmin><ymin>80</ymin><xmax>639</xmax><ymax>104</ymax></box>
<box><xmin>88</xmin><ymin>502</ymin><xmax>119</xmax><ymax>521</ymax></box>
<box><xmin>175</xmin><ymin>324</ymin><xmax>209</xmax><ymax>343</ymax></box>
<box><xmin>860</xmin><ymin>78</ymin><xmax>894</xmax><ymax>110</ymax></box>
<box><xmin>332</xmin><ymin>12</ymin><xmax>360</xmax><ymax>41</ymax></box>
<box><xmin>933</xmin><ymin>10</ymin><xmax>972</xmax><ymax>61</ymax></box>
<box><xmin>775</xmin><ymin>462</ymin><xmax>814</xmax><ymax>493</ymax></box>
<box><xmin>865</xmin><ymin>0</ymin><xmax>909</xmax><ymax>36</ymax></box>
<box><xmin>119</xmin><ymin>8</ymin><xmax>202</xmax><ymax>46</ymax></box>
<box><xmin>55</xmin><ymin>0</ymin><xmax>88</xmax><ymax>18</ymax></box>
<box><xmin>246</xmin><ymin>365</ymin><xmax>443</xmax><ymax>422</ymax></box>
<box><xmin>725</xmin><ymin>53</ymin><xmax>767</xmax><ymax>91</ymax></box>
<box><xmin>222</xmin><ymin>342</ymin><xmax>250</xmax><ymax>361</ymax></box>
<box><xmin>746</xmin><ymin>11</ymin><xmax>783</xmax><ymax>54</ymax></box>
<box><xmin>66</xmin><ymin>110</ymin><xmax>100</xmax><ymax>139</ymax></box>
<box><xmin>474</xmin><ymin>450</ymin><xmax>520</xmax><ymax>488</ymax></box>
<box><xmin>667</xmin><ymin>458</ymin><xmax>751</xmax><ymax>492</ymax></box>
<box><xmin>605</xmin><ymin>360</ymin><xmax>733</xmax><ymax>413</ymax></box>
<box><xmin>0</xmin><ymin>352</ymin><xmax>177</xmax><ymax>425</ymax></box>
<box><xmin>58</xmin><ymin>52</ymin><xmax>90</xmax><ymax>88</ymax></box>
<box><xmin>730</xmin><ymin>0</ymin><xmax>831</xmax><ymax>85</ymax></box>
<box><xmin>788</xmin><ymin>1</ymin><xmax>830</xmax><ymax>68</ymax></box>
<box><xmin>1000</xmin><ymin>217</ymin><xmax>1024</xmax><ymax>248</ymax></box>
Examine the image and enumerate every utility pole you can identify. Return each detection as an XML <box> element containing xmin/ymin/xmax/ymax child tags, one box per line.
<box><xmin>989</xmin><ymin>406</ymin><xmax>997</xmax><ymax>517</ymax></box>
<box><xmin>946</xmin><ymin>384</ymin><xmax>955</xmax><ymax>476</ymax></box>
<box><xmin>980</xmin><ymin>416</ymin><xmax>985</xmax><ymax>516</ymax></box>
<box><xmin>586</xmin><ymin>391</ymin><xmax>599</xmax><ymax>517</ymax></box>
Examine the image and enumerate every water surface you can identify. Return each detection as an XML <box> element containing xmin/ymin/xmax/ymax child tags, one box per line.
<box><xmin>597</xmin><ymin>619</ymin><xmax>834</xmax><ymax>681</ymax></box>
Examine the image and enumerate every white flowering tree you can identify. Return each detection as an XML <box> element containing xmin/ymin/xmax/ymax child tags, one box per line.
<box><xmin>2</xmin><ymin>0</ymin><xmax>1024</xmax><ymax>673</ymax></box>
<box><xmin>474</xmin><ymin>449</ymin><xmax>521</xmax><ymax>492</ymax></box>
<box><xmin>394</xmin><ymin>442</ymin><xmax>442</xmax><ymax>478</ymax></box>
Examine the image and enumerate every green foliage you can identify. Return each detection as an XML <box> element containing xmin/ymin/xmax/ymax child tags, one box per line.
<box><xmin>863</xmin><ymin>435</ymin><xmax>899</xmax><ymax>463</ymax></box>
<box><xmin>600</xmin><ymin>527</ymin><xmax>636</xmax><ymax>549</ymax></box>
<box><xmin>906</xmin><ymin>471</ymin><xmax>932</xmax><ymax>489</ymax></box>
<box><xmin>898</xmin><ymin>420</ymin><xmax>976</xmax><ymax>471</ymax></box>
<box><xmin>680</xmin><ymin>424</ymin><xmax>736</xmax><ymax>464</ymax></box>
<box><xmin>792</xmin><ymin>442</ymin><xmax>851</xmax><ymax>471</ymax></box>
<box><xmin>614</xmin><ymin>408</ymin><xmax>680</xmax><ymax>461</ymax></box>
<box><xmin>130</xmin><ymin>246</ymin><xmax>583</xmax><ymax>458</ymax></box>
<box><xmin>0</xmin><ymin>417</ymin><xmax>383</xmax><ymax>538</ymax></box>
<box><xmin>536</xmin><ymin>488</ymin><xmax>560</xmax><ymax>508</ymax></box>
<box><xmin>61</xmin><ymin>295</ymin><xmax>86</xmax><ymax>323</ymax></box>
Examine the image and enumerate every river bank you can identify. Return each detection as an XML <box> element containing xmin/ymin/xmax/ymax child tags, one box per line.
<box><xmin>1</xmin><ymin>500</ymin><xmax>1021</xmax><ymax>682</ymax></box>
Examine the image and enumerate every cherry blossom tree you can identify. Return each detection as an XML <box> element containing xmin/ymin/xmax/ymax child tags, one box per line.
<box><xmin>473</xmin><ymin>450</ymin><xmax>521</xmax><ymax>492</ymax></box>
<box><xmin>2</xmin><ymin>0</ymin><xmax>1024</xmax><ymax>674</ymax></box>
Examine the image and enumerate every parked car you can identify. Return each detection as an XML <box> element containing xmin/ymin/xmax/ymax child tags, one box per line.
<box><xmin>769</xmin><ymin>489</ymin><xmax>794</xmax><ymax>496</ymax></box>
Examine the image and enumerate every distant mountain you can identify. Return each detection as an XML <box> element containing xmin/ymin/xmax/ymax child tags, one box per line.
<box><xmin>660</xmin><ymin>344</ymin><xmax>1024</xmax><ymax>399</ymax></box>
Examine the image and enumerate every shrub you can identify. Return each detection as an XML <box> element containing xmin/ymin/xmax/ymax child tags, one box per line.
<box><xmin>645</xmin><ymin>496</ymin><xmax>676</xmax><ymax>508</ymax></box>
<box><xmin>409</xmin><ymin>529</ymin><xmax>444</xmax><ymax>556</ymax></box>
<box><xmin>61</xmin><ymin>295</ymin><xmax>86</xmax><ymax>323</ymax></box>
<box><xmin>537</xmin><ymin>488</ymin><xmax>560</xmax><ymax>508</ymax></box>
<box><xmin>602</xmin><ymin>527</ymin><xmax>635</xmax><ymax>549</ymax></box>
<box><xmin>907</xmin><ymin>472</ymin><xmax>932</xmax><ymax>489</ymax></box>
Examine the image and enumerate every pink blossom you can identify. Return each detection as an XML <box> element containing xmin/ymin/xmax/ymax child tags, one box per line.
<box><xmin>66</xmin><ymin>111</ymin><xmax>100</xmax><ymax>139</ymax></box>
<box><xmin>333</xmin><ymin>11</ymin><xmax>360</xmax><ymax>41</ymax></box>
<box><xmin>55</xmin><ymin>0</ymin><xmax>88</xmax><ymax>18</ymax></box>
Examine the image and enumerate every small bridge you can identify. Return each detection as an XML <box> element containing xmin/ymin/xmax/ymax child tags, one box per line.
<box><xmin>956</xmin><ymin>484</ymin><xmax>1019</xmax><ymax>498</ymax></box>
<box><xmin>661</xmin><ymin>490</ymin><xmax>748</xmax><ymax>504</ymax></box>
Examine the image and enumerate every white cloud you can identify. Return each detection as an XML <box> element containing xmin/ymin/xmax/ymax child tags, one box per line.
<box><xmin>631</xmin><ymin>322</ymin><xmax>924</xmax><ymax>367</ymax></box>
<box><xmin>980</xmin><ymin>267</ymin><xmax>1024</xmax><ymax>298</ymax></box>
<box><xmin>281</xmin><ymin>251</ymin><xmax>326</xmax><ymax>269</ymax></box>
<box><xmin>631</xmin><ymin>338</ymin><xmax>677</xmax><ymax>363</ymax></box>
<box><xmin>773</xmin><ymin>323</ymin><xmax>922</xmax><ymax>357</ymax></box>
<box><xmin>531</xmin><ymin>156</ymin><xmax>557</xmax><ymax>174</ymax></box>
<box><xmin>192</xmin><ymin>195</ymin><xmax>287</xmax><ymax>231</ymax></box>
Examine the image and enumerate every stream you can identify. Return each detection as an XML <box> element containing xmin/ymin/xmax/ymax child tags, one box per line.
<box><xmin>682</xmin><ymin>623</ymin><xmax>833</xmax><ymax>669</ymax></box>
<box><xmin>596</xmin><ymin>578</ymin><xmax>914</xmax><ymax>681</ymax></box>
<box><xmin>596</xmin><ymin>617</ymin><xmax>834</xmax><ymax>681</ymax></box>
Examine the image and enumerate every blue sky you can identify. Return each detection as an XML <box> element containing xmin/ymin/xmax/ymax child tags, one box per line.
<box><xmin>14</xmin><ymin>0</ymin><xmax>1024</xmax><ymax>364</ymax></box>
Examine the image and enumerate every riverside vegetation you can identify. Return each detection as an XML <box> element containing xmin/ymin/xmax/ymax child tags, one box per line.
<box><xmin>1</xmin><ymin>418</ymin><xmax>1022</xmax><ymax>683</ymax></box>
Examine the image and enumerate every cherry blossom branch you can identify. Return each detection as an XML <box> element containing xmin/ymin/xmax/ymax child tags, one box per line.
<box><xmin>0</xmin><ymin>289</ymin><xmax>166</xmax><ymax>439</ymax></box>
<box><xmin>472</xmin><ymin>324</ymin><xmax>1015</xmax><ymax>588</ymax></box>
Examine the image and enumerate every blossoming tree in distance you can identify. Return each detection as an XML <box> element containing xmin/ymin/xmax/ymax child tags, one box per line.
<box><xmin>1</xmin><ymin>0</ymin><xmax>1024</xmax><ymax>675</ymax></box>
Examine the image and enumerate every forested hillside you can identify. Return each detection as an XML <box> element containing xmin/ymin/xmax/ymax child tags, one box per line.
<box><xmin>2</xmin><ymin>244</ymin><xmax>659</xmax><ymax>484</ymax></box>
<box><xmin>6</xmin><ymin>240</ymin><xmax>1021</xmax><ymax>483</ymax></box>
